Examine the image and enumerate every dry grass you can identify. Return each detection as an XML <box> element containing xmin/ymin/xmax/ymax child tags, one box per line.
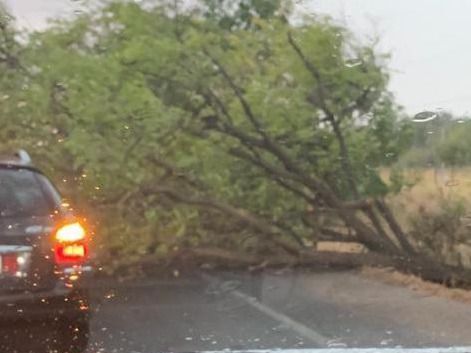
<box><xmin>362</xmin><ymin>266</ymin><xmax>471</xmax><ymax>304</ymax></box>
<box><xmin>381</xmin><ymin>167</ymin><xmax>471</xmax><ymax>268</ymax></box>
<box><xmin>381</xmin><ymin>167</ymin><xmax>471</xmax><ymax>226</ymax></box>
<box><xmin>315</xmin><ymin>168</ymin><xmax>471</xmax><ymax>267</ymax></box>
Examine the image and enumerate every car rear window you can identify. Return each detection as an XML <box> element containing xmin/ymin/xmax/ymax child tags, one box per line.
<box><xmin>0</xmin><ymin>168</ymin><xmax>57</xmax><ymax>218</ymax></box>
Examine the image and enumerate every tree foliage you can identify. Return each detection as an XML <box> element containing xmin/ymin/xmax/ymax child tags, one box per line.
<box><xmin>0</xmin><ymin>0</ymin><xmax>428</xmax><ymax>271</ymax></box>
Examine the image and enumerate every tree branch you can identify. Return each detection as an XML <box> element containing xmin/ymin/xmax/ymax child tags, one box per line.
<box><xmin>145</xmin><ymin>184</ymin><xmax>304</xmax><ymax>248</ymax></box>
<box><xmin>229</xmin><ymin>147</ymin><xmax>318</xmax><ymax>205</ymax></box>
<box><xmin>340</xmin><ymin>85</ymin><xmax>373</xmax><ymax>118</ymax></box>
<box><xmin>203</xmin><ymin>49</ymin><xmax>267</xmax><ymax>137</ymax></box>
<box><xmin>147</xmin><ymin>155</ymin><xmax>207</xmax><ymax>191</ymax></box>
<box><xmin>374</xmin><ymin>199</ymin><xmax>416</xmax><ymax>255</ymax></box>
<box><xmin>287</xmin><ymin>31</ymin><xmax>359</xmax><ymax>199</ymax></box>
<box><xmin>287</xmin><ymin>32</ymin><xmax>332</xmax><ymax>116</ymax></box>
<box><xmin>362</xmin><ymin>205</ymin><xmax>399</xmax><ymax>252</ymax></box>
<box><xmin>319</xmin><ymin>227</ymin><xmax>359</xmax><ymax>242</ymax></box>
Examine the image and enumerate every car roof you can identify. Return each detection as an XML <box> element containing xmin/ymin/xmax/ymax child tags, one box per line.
<box><xmin>0</xmin><ymin>150</ymin><xmax>41</xmax><ymax>173</ymax></box>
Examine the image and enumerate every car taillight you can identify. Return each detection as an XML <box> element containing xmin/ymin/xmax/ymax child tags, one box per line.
<box><xmin>56</xmin><ymin>223</ymin><xmax>85</xmax><ymax>242</ymax></box>
<box><xmin>0</xmin><ymin>251</ymin><xmax>31</xmax><ymax>277</ymax></box>
<box><xmin>54</xmin><ymin>222</ymin><xmax>88</xmax><ymax>264</ymax></box>
<box><xmin>2</xmin><ymin>253</ymin><xmax>19</xmax><ymax>274</ymax></box>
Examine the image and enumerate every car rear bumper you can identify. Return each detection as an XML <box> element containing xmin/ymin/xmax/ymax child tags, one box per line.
<box><xmin>0</xmin><ymin>283</ymin><xmax>90</xmax><ymax>322</ymax></box>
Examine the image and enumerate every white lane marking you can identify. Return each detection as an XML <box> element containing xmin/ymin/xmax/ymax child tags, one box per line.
<box><xmin>230</xmin><ymin>290</ymin><xmax>329</xmax><ymax>346</ymax></box>
<box><xmin>197</xmin><ymin>349</ymin><xmax>471</xmax><ymax>353</ymax></box>
<box><xmin>200</xmin><ymin>273</ymin><xmax>329</xmax><ymax>347</ymax></box>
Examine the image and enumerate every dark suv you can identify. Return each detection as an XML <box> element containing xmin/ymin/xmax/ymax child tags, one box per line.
<box><xmin>0</xmin><ymin>150</ymin><xmax>92</xmax><ymax>353</ymax></box>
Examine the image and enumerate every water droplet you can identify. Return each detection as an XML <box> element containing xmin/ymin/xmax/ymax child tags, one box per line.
<box><xmin>345</xmin><ymin>59</ymin><xmax>362</xmax><ymax>68</ymax></box>
<box><xmin>104</xmin><ymin>291</ymin><xmax>115</xmax><ymax>299</ymax></box>
<box><xmin>381</xmin><ymin>339</ymin><xmax>393</xmax><ymax>346</ymax></box>
<box><xmin>412</xmin><ymin>111</ymin><xmax>438</xmax><ymax>122</ymax></box>
<box><xmin>327</xmin><ymin>341</ymin><xmax>347</xmax><ymax>348</ymax></box>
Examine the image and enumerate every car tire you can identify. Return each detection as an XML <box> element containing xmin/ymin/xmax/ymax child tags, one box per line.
<box><xmin>55</xmin><ymin>314</ymin><xmax>90</xmax><ymax>353</ymax></box>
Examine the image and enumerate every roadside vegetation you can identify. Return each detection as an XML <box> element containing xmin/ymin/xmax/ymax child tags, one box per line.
<box><xmin>1</xmin><ymin>0</ymin><xmax>471</xmax><ymax>285</ymax></box>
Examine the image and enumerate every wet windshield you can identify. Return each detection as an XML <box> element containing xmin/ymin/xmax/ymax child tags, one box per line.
<box><xmin>0</xmin><ymin>1</ymin><xmax>471</xmax><ymax>353</ymax></box>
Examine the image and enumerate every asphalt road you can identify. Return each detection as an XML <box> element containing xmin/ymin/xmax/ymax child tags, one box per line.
<box><xmin>2</xmin><ymin>269</ymin><xmax>471</xmax><ymax>353</ymax></box>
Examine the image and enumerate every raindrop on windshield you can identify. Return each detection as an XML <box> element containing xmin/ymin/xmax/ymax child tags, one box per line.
<box><xmin>345</xmin><ymin>59</ymin><xmax>362</xmax><ymax>68</ymax></box>
<box><xmin>412</xmin><ymin>111</ymin><xmax>438</xmax><ymax>122</ymax></box>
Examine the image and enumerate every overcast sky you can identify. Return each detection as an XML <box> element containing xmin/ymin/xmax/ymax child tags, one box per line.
<box><xmin>5</xmin><ymin>0</ymin><xmax>471</xmax><ymax>116</ymax></box>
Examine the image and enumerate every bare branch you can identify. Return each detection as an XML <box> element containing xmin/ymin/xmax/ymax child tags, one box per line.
<box><xmin>374</xmin><ymin>199</ymin><xmax>416</xmax><ymax>255</ymax></box>
<box><xmin>319</xmin><ymin>227</ymin><xmax>359</xmax><ymax>242</ymax></box>
<box><xmin>362</xmin><ymin>205</ymin><xmax>399</xmax><ymax>252</ymax></box>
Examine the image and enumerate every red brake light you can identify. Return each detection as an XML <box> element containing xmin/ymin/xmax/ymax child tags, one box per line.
<box><xmin>54</xmin><ymin>222</ymin><xmax>88</xmax><ymax>264</ymax></box>
<box><xmin>2</xmin><ymin>253</ymin><xmax>19</xmax><ymax>274</ymax></box>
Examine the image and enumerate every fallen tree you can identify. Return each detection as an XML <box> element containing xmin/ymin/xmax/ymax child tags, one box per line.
<box><xmin>5</xmin><ymin>1</ymin><xmax>469</xmax><ymax>287</ymax></box>
<box><xmin>115</xmin><ymin>169</ymin><xmax>471</xmax><ymax>288</ymax></box>
<box><xmin>113</xmin><ymin>241</ymin><xmax>471</xmax><ymax>289</ymax></box>
<box><xmin>98</xmin><ymin>5</ymin><xmax>471</xmax><ymax>287</ymax></box>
